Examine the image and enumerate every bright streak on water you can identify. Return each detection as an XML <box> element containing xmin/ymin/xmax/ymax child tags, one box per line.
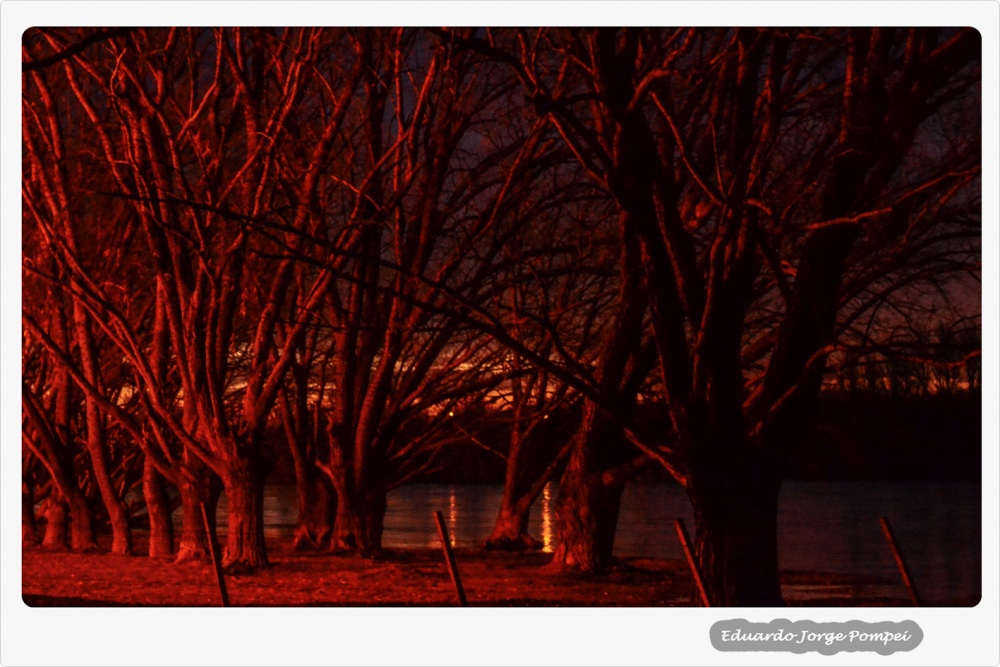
<box><xmin>541</xmin><ymin>482</ymin><xmax>553</xmax><ymax>553</ymax></box>
<box><xmin>448</xmin><ymin>488</ymin><xmax>457</xmax><ymax>547</ymax></box>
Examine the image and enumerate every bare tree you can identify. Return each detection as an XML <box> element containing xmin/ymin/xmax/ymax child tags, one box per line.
<box><xmin>22</xmin><ymin>56</ymin><xmax>136</xmax><ymax>554</ymax></box>
<box><xmin>22</xmin><ymin>28</ymin><xmax>373</xmax><ymax>570</ymax></box>
<box><xmin>22</xmin><ymin>325</ymin><xmax>96</xmax><ymax>551</ymax></box>
<box><xmin>480</xmin><ymin>182</ymin><xmax>609</xmax><ymax>550</ymax></box>
<box><xmin>440</xmin><ymin>27</ymin><xmax>980</xmax><ymax>604</ymax></box>
<box><xmin>300</xmin><ymin>29</ymin><xmax>563</xmax><ymax>555</ymax></box>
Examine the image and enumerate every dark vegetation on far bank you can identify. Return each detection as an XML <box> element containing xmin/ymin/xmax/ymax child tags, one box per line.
<box><xmin>356</xmin><ymin>391</ymin><xmax>981</xmax><ymax>486</ymax></box>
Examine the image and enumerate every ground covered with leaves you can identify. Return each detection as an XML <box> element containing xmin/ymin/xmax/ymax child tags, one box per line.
<box><xmin>21</xmin><ymin>534</ymin><xmax>947</xmax><ymax>607</ymax></box>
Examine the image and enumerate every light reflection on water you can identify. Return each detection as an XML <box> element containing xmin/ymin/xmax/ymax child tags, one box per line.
<box><xmin>447</xmin><ymin>490</ymin><xmax>457</xmax><ymax>547</ymax></box>
<box><xmin>540</xmin><ymin>482</ymin><xmax>553</xmax><ymax>553</ymax></box>
<box><xmin>219</xmin><ymin>480</ymin><xmax>980</xmax><ymax>603</ymax></box>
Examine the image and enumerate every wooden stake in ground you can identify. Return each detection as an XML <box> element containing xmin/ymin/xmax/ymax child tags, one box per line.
<box><xmin>434</xmin><ymin>511</ymin><xmax>468</xmax><ymax>607</ymax></box>
<box><xmin>674</xmin><ymin>518</ymin><xmax>711</xmax><ymax>607</ymax></box>
<box><xmin>201</xmin><ymin>503</ymin><xmax>230</xmax><ymax>607</ymax></box>
<box><xmin>879</xmin><ymin>516</ymin><xmax>922</xmax><ymax>606</ymax></box>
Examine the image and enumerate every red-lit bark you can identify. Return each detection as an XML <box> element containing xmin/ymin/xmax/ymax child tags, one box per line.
<box><xmin>485</xmin><ymin>417</ymin><xmax>556</xmax><ymax>551</ymax></box>
<box><xmin>22</xmin><ymin>478</ymin><xmax>38</xmax><ymax>547</ymax></box>
<box><xmin>142</xmin><ymin>458</ymin><xmax>174</xmax><ymax>558</ymax></box>
<box><xmin>549</xmin><ymin>388</ymin><xmax>647</xmax><ymax>572</ymax></box>
<box><xmin>304</xmin><ymin>29</ymin><xmax>558</xmax><ymax>556</ymax></box>
<box><xmin>23</xmin><ymin>50</ymin><xmax>136</xmax><ymax>555</ymax></box>
<box><xmin>174</xmin><ymin>466</ymin><xmax>217</xmax><ymax>563</ymax></box>
<box><xmin>484</xmin><ymin>270</ymin><xmax>584</xmax><ymax>551</ymax></box>
<box><xmin>293</xmin><ymin>473</ymin><xmax>335</xmax><ymax>551</ymax></box>
<box><xmin>40</xmin><ymin>497</ymin><xmax>68</xmax><ymax>550</ymax></box>
<box><xmin>73</xmin><ymin>310</ymin><xmax>132</xmax><ymax>555</ymax></box>
<box><xmin>220</xmin><ymin>457</ymin><xmax>268</xmax><ymax>571</ymax></box>
<box><xmin>552</xmin><ymin>405</ymin><xmax>626</xmax><ymax>571</ymax></box>
<box><xmin>22</xmin><ymin>28</ymin><xmax>376</xmax><ymax>570</ymax></box>
<box><xmin>22</xmin><ymin>309</ymin><xmax>98</xmax><ymax>552</ymax></box>
<box><xmin>278</xmin><ymin>366</ymin><xmax>335</xmax><ymax>550</ymax></box>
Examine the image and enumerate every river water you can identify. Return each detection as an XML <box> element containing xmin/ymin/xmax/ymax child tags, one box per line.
<box><xmin>216</xmin><ymin>480</ymin><xmax>980</xmax><ymax>604</ymax></box>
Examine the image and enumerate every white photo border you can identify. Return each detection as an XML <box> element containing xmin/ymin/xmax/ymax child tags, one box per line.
<box><xmin>2</xmin><ymin>3</ymin><xmax>997</xmax><ymax>665</ymax></box>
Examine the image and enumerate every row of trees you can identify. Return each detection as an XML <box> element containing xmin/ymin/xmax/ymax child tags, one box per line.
<box><xmin>22</xmin><ymin>27</ymin><xmax>980</xmax><ymax>604</ymax></box>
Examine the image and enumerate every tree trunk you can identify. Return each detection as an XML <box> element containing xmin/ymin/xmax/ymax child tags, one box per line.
<box><xmin>331</xmin><ymin>486</ymin><xmax>387</xmax><ymax>558</ymax></box>
<box><xmin>41</xmin><ymin>496</ymin><xmax>68</xmax><ymax>550</ymax></box>
<box><xmin>221</xmin><ymin>459</ymin><xmax>269</xmax><ymax>572</ymax></box>
<box><xmin>485</xmin><ymin>497</ymin><xmax>541</xmax><ymax>551</ymax></box>
<box><xmin>83</xmin><ymin>429</ymin><xmax>132</xmax><ymax>555</ymax></box>
<box><xmin>687</xmin><ymin>467</ymin><xmax>784</xmax><ymax>606</ymax></box>
<box><xmin>324</xmin><ymin>433</ymin><xmax>388</xmax><ymax>557</ymax></box>
<box><xmin>23</xmin><ymin>483</ymin><xmax>38</xmax><ymax>546</ymax></box>
<box><xmin>293</xmin><ymin>472</ymin><xmax>335</xmax><ymax>550</ymax></box>
<box><xmin>73</xmin><ymin>302</ymin><xmax>133</xmax><ymax>555</ymax></box>
<box><xmin>280</xmin><ymin>366</ymin><xmax>335</xmax><ymax>550</ymax></box>
<box><xmin>551</xmin><ymin>402</ymin><xmax>627</xmax><ymax>573</ymax></box>
<box><xmin>66</xmin><ymin>489</ymin><xmax>97</xmax><ymax>551</ymax></box>
<box><xmin>552</xmin><ymin>452</ymin><xmax>624</xmax><ymax>572</ymax></box>
<box><xmin>175</xmin><ymin>474</ymin><xmax>214</xmax><ymax>562</ymax></box>
<box><xmin>484</xmin><ymin>423</ymin><xmax>543</xmax><ymax>551</ymax></box>
<box><xmin>142</xmin><ymin>459</ymin><xmax>174</xmax><ymax>558</ymax></box>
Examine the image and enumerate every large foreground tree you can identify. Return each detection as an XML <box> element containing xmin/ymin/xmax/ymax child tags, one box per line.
<box><xmin>440</xmin><ymin>26</ymin><xmax>980</xmax><ymax>604</ymax></box>
<box><xmin>23</xmin><ymin>27</ymin><xmax>378</xmax><ymax>570</ymax></box>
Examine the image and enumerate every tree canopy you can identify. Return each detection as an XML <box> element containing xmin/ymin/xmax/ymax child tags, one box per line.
<box><xmin>22</xmin><ymin>27</ymin><xmax>980</xmax><ymax>605</ymax></box>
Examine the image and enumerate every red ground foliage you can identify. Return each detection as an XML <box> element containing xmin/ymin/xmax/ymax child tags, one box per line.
<box><xmin>22</xmin><ymin>536</ymin><xmax>931</xmax><ymax>607</ymax></box>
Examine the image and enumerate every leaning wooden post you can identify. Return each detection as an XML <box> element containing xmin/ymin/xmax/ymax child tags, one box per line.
<box><xmin>879</xmin><ymin>516</ymin><xmax>921</xmax><ymax>606</ymax></box>
<box><xmin>674</xmin><ymin>518</ymin><xmax>711</xmax><ymax>607</ymax></box>
<box><xmin>201</xmin><ymin>502</ymin><xmax>230</xmax><ymax>607</ymax></box>
<box><xmin>434</xmin><ymin>511</ymin><xmax>468</xmax><ymax>607</ymax></box>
